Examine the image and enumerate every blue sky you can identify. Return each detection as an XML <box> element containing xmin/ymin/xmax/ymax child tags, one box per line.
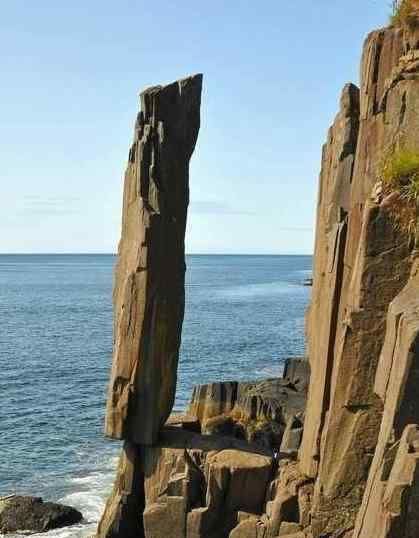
<box><xmin>1</xmin><ymin>1</ymin><xmax>390</xmax><ymax>254</ymax></box>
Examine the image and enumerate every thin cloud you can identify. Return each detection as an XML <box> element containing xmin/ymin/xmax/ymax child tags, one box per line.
<box><xmin>20</xmin><ymin>195</ymin><xmax>81</xmax><ymax>216</ymax></box>
<box><xmin>190</xmin><ymin>200</ymin><xmax>256</xmax><ymax>215</ymax></box>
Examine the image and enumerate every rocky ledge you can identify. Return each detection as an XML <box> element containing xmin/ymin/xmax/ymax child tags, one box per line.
<box><xmin>185</xmin><ymin>357</ymin><xmax>309</xmax><ymax>453</ymax></box>
<box><xmin>0</xmin><ymin>495</ymin><xmax>83</xmax><ymax>534</ymax></box>
<box><xmin>98</xmin><ymin>357</ymin><xmax>310</xmax><ymax>538</ymax></box>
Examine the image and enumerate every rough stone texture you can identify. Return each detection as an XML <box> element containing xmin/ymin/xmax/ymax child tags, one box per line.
<box><xmin>229</xmin><ymin>517</ymin><xmax>267</xmax><ymax>538</ymax></box>
<box><xmin>98</xmin><ymin>427</ymin><xmax>274</xmax><ymax>538</ymax></box>
<box><xmin>280</xmin><ymin>415</ymin><xmax>304</xmax><ymax>454</ymax></box>
<box><xmin>96</xmin><ymin>442</ymin><xmax>145</xmax><ymax>538</ymax></box>
<box><xmin>0</xmin><ymin>495</ymin><xmax>82</xmax><ymax>534</ymax></box>
<box><xmin>96</xmin><ymin>20</ymin><xmax>419</xmax><ymax>538</ymax></box>
<box><xmin>166</xmin><ymin>413</ymin><xmax>201</xmax><ymax>433</ymax></box>
<box><xmin>283</xmin><ymin>357</ymin><xmax>311</xmax><ymax>392</ymax></box>
<box><xmin>105</xmin><ymin>74</ymin><xmax>203</xmax><ymax>445</ymax></box>
<box><xmin>298</xmin><ymin>82</ymin><xmax>360</xmax><ymax>478</ymax></box>
<box><xmin>188</xmin><ymin>381</ymin><xmax>238</xmax><ymax>423</ymax></box>
<box><xmin>311</xmin><ymin>199</ymin><xmax>412</xmax><ymax>535</ymax></box>
<box><xmin>186</xmin><ymin>359</ymin><xmax>309</xmax><ymax>452</ymax></box>
<box><xmin>264</xmin><ymin>462</ymin><xmax>312</xmax><ymax>538</ymax></box>
<box><xmin>278</xmin><ymin>522</ymin><xmax>303</xmax><ymax>535</ymax></box>
<box><xmin>189</xmin><ymin>358</ymin><xmax>309</xmax><ymax>428</ymax></box>
<box><xmin>353</xmin><ymin>263</ymin><xmax>419</xmax><ymax>538</ymax></box>
<box><xmin>298</xmin><ymin>23</ymin><xmax>419</xmax><ymax>536</ymax></box>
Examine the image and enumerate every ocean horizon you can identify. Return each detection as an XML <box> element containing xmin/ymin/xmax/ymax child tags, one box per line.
<box><xmin>0</xmin><ymin>254</ymin><xmax>312</xmax><ymax>538</ymax></box>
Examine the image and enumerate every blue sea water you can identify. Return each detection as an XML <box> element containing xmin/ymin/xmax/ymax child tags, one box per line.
<box><xmin>0</xmin><ymin>254</ymin><xmax>311</xmax><ymax>538</ymax></box>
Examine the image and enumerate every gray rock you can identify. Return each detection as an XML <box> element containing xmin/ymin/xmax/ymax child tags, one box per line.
<box><xmin>0</xmin><ymin>495</ymin><xmax>82</xmax><ymax>534</ymax></box>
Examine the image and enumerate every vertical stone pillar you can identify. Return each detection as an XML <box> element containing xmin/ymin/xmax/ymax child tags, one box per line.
<box><xmin>105</xmin><ymin>74</ymin><xmax>203</xmax><ymax>445</ymax></box>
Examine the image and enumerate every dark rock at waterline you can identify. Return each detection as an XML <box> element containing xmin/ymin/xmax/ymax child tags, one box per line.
<box><xmin>0</xmin><ymin>495</ymin><xmax>83</xmax><ymax>534</ymax></box>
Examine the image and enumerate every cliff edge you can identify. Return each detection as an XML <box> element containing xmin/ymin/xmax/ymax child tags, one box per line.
<box><xmin>97</xmin><ymin>10</ymin><xmax>419</xmax><ymax>538</ymax></box>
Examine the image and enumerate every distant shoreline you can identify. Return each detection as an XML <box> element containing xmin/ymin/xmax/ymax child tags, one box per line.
<box><xmin>0</xmin><ymin>252</ymin><xmax>314</xmax><ymax>257</ymax></box>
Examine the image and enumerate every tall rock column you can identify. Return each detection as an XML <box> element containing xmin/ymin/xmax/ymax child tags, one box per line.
<box><xmin>299</xmin><ymin>82</ymin><xmax>360</xmax><ymax>478</ymax></box>
<box><xmin>97</xmin><ymin>75</ymin><xmax>202</xmax><ymax>538</ymax></box>
<box><xmin>300</xmin><ymin>23</ymin><xmax>419</xmax><ymax>535</ymax></box>
<box><xmin>105</xmin><ymin>74</ymin><xmax>203</xmax><ymax>445</ymax></box>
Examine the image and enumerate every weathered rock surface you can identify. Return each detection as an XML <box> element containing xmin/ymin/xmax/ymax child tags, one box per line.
<box><xmin>0</xmin><ymin>495</ymin><xmax>82</xmax><ymax>534</ymax></box>
<box><xmin>187</xmin><ymin>358</ymin><xmax>309</xmax><ymax>451</ymax></box>
<box><xmin>98</xmin><ymin>427</ymin><xmax>274</xmax><ymax>538</ymax></box>
<box><xmin>98</xmin><ymin>359</ymin><xmax>310</xmax><ymax>538</ymax></box>
<box><xmin>105</xmin><ymin>74</ymin><xmax>202</xmax><ymax>446</ymax></box>
<box><xmin>189</xmin><ymin>358</ymin><xmax>309</xmax><ymax>425</ymax></box>
<box><xmin>97</xmin><ymin>16</ymin><xmax>419</xmax><ymax>538</ymax></box>
<box><xmin>299</xmin><ymin>19</ymin><xmax>419</xmax><ymax>538</ymax></box>
<box><xmin>299</xmin><ymin>82</ymin><xmax>360</xmax><ymax>479</ymax></box>
<box><xmin>353</xmin><ymin>261</ymin><xmax>419</xmax><ymax>538</ymax></box>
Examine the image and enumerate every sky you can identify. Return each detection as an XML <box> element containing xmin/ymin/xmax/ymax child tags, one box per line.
<box><xmin>1</xmin><ymin>1</ymin><xmax>391</xmax><ymax>254</ymax></box>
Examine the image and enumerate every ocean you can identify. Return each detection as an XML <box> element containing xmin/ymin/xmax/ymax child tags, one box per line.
<box><xmin>0</xmin><ymin>254</ymin><xmax>312</xmax><ymax>538</ymax></box>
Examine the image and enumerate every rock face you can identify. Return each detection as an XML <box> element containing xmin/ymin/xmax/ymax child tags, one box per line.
<box><xmin>98</xmin><ymin>16</ymin><xmax>419</xmax><ymax>538</ymax></box>
<box><xmin>0</xmin><ymin>495</ymin><xmax>82</xmax><ymax>534</ymax></box>
<box><xmin>105</xmin><ymin>74</ymin><xmax>203</xmax><ymax>445</ymax></box>
<box><xmin>187</xmin><ymin>358</ymin><xmax>309</xmax><ymax>453</ymax></box>
<box><xmin>298</xmin><ymin>82</ymin><xmax>360</xmax><ymax>480</ymax></box>
<box><xmin>298</xmin><ymin>20</ymin><xmax>419</xmax><ymax>538</ymax></box>
<box><xmin>97</xmin><ymin>358</ymin><xmax>310</xmax><ymax>538</ymax></box>
<box><xmin>188</xmin><ymin>357</ymin><xmax>309</xmax><ymax>443</ymax></box>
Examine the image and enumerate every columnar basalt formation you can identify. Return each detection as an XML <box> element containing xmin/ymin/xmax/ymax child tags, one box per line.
<box><xmin>98</xmin><ymin>15</ymin><xmax>419</xmax><ymax>538</ymax></box>
<box><xmin>105</xmin><ymin>74</ymin><xmax>203</xmax><ymax>446</ymax></box>
<box><xmin>299</xmin><ymin>20</ymin><xmax>419</xmax><ymax>537</ymax></box>
<box><xmin>299</xmin><ymin>82</ymin><xmax>360</xmax><ymax>479</ymax></box>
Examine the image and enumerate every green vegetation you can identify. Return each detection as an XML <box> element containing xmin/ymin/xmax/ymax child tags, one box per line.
<box><xmin>380</xmin><ymin>148</ymin><xmax>419</xmax><ymax>236</ymax></box>
<box><xmin>390</xmin><ymin>0</ymin><xmax>419</xmax><ymax>28</ymax></box>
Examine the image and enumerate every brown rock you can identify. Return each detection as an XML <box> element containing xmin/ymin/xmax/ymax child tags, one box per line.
<box><xmin>275</xmin><ymin>534</ymin><xmax>305</xmax><ymax>538</ymax></box>
<box><xmin>189</xmin><ymin>382</ymin><xmax>238</xmax><ymax>423</ymax></box>
<box><xmin>299</xmin><ymin>24</ymin><xmax>419</xmax><ymax>536</ymax></box>
<box><xmin>352</xmin><ymin>266</ymin><xmax>419</xmax><ymax>537</ymax></box>
<box><xmin>267</xmin><ymin>463</ymin><xmax>310</xmax><ymax>537</ymax></box>
<box><xmin>280</xmin><ymin>415</ymin><xmax>304</xmax><ymax>454</ymax></box>
<box><xmin>299</xmin><ymin>82</ymin><xmax>360</xmax><ymax>479</ymax></box>
<box><xmin>229</xmin><ymin>517</ymin><xmax>267</xmax><ymax>538</ymax></box>
<box><xmin>96</xmin><ymin>442</ymin><xmax>144</xmax><ymax>538</ymax></box>
<box><xmin>166</xmin><ymin>413</ymin><xmax>201</xmax><ymax>433</ymax></box>
<box><xmin>105</xmin><ymin>74</ymin><xmax>203</xmax><ymax>445</ymax></box>
<box><xmin>98</xmin><ymin>426</ymin><xmax>273</xmax><ymax>538</ymax></box>
<box><xmin>278</xmin><ymin>522</ymin><xmax>303</xmax><ymax>535</ymax></box>
<box><xmin>298</xmin><ymin>483</ymin><xmax>313</xmax><ymax>528</ymax></box>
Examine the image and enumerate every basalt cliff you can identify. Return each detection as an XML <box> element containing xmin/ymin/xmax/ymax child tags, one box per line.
<box><xmin>97</xmin><ymin>16</ymin><xmax>419</xmax><ymax>538</ymax></box>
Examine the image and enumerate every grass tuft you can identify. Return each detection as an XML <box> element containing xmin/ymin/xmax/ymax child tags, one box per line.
<box><xmin>380</xmin><ymin>148</ymin><xmax>419</xmax><ymax>237</ymax></box>
<box><xmin>390</xmin><ymin>0</ymin><xmax>419</xmax><ymax>28</ymax></box>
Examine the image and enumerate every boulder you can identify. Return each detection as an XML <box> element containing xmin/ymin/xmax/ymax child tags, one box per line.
<box><xmin>0</xmin><ymin>495</ymin><xmax>82</xmax><ymax>534</ymax></box>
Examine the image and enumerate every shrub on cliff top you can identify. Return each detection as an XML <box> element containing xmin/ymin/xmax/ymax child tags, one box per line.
<box><xmin>390</xmin><ymin>0</ymin><xmax>419</xmax><ymax>28</ymax></box>
<box><xmin>380</xmin><ymin>148</ymin><xmax>419</xmax><ymax>236</ymax></box>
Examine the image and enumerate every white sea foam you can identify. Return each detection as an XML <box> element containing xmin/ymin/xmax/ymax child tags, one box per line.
<box><xmin>257</xmin><ymin>364</ymin><xmax>284</xmax><ymax>377</ymax></box>
<box><xmin>8</xmin><ymin>456</ymin><xmax>118</xmax><ymax>538</ymax></box>
<box><xmin>217</xmin><ymin>281</ymin><xmax>296</xmax><ymax>300</ymax></box>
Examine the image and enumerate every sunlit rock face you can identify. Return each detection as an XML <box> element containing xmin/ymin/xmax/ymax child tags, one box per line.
<box><xmin>97</xmin><ymin>16</ymin><xmax>419</xmax><ymax>538</ymax></box>
<box><xmin>299</xmin><ymin>21</ymin><xmax>419</xmax><ymax>536</ymax></box>
<box><xmin>104</xmin><ymin>74</ymin><xmax>203</xmax><ymax>446</ymax></box>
